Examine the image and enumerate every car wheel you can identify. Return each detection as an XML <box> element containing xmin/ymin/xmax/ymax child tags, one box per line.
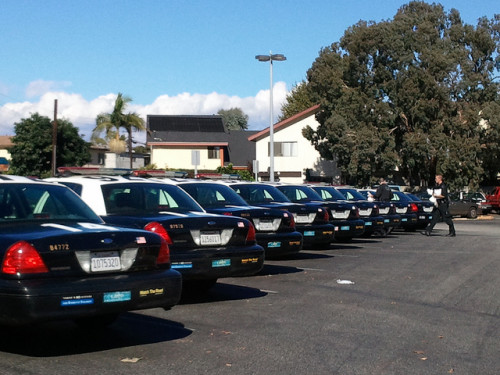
<box><xmin>467</xmin><ymin>207</ymin><xmax>478</xmax><ymax>219</ymax></box>
<box><xmin>74</xmin><ymin>313</ymin><xmax>119</xmax><ymax>329</ymax></box>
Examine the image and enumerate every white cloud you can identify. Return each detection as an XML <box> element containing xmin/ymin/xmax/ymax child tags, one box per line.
<box><xmin>25</xmin><ymin>80</ymin><xmax>72</xmax><ymax>98</ymax></box>
<box><xmin>0</xmin><ymin>82</ymin><xmax>289</xmax><ymax>141</ymax></box>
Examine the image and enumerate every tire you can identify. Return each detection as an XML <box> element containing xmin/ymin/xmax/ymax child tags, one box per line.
<box><xmin>467</xmin><ymin>207</ymin><xmax>478</xmax><ymax>219</ymax></box>
<box><xmin>74</xmin><ymin>313</ymin><xmax>119</xmax><ymax>329</ymax></box>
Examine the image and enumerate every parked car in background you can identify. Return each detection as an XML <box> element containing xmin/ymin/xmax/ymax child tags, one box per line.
<box><xmin>356</xmin><ymin>189</ymin><xmax>418</xmax><ymax>231</ymax></box>
<box><xmin>309</xmin><ymin>185</ymin><xmax>385</xmax><ymax>237</ymax></box>
<box><xmin>0</xmin><ymin>175</ymin><xmax>182</xmax><ymax>326</ymax></box>
<box><xmin>274</xmin><ymin>184</ymin><xmax>366</xmax><ymax>240</ymax></box>
<box><xmin>46</xmin><ymin>174</ymin><xmax>264</xmax><ymax>292</ymax></box>
<box><xmin>160</xmin><ymin>179</ymin><xmax>303</xmax><ymax>259</ymax></box>
<box><xmin>396</xmin><ymin>192</ymin><xmax>434</xmax><ymax>229</ymax></box>
<box><xmin>448</xmin><ymin>192</ymin><xmax>479</xmax><ymax>219</ymax></box>
<box><xmin>485</xmin><ymin>187</ymin><xmax>500</xmax><ymax>213</ymax></box>
<box><xmin>227</xmin><ymin>182</ymin><xmax>335</xmax><ymax>249</ymax></box>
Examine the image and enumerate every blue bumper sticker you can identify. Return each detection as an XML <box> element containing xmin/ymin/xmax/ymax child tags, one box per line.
<box><xmin>104</xmin><ymin>291</ymin><xmax>131</xmax><ymax>303</ymax></box>
<box><xmin>212</xmin><ymin>259</ymin><xmax>231</xmax><ymax>267</ymax></box>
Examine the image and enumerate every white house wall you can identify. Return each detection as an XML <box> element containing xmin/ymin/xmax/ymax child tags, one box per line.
<box><xmin>255</xmin><ymin>113</ymin><xmax>337</xmax><ymax>183</ymax></box>
<box><xmin>151</xmin><ymin>147</ymin><xmax>221</xmax><ymax>170</ymax></box>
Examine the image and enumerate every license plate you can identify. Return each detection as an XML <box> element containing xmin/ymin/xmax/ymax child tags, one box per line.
<box><xmin>419</xmin><ymin>215</ymin><xmax>425</xmax><ymax>219</ymax></box>
<box><xmin>402</xmin><ymin>218</ymin><xmax>408</xmax><ymax>222</ymax></box>
<box><xmin>365</xmin><ymin>222</ymin><xmax>372</xmax><ymax>226</ymax></box>
<box><xmin>259</xmin><ymin>221</ymin><xmax>274</xmax><ymax>230</ymax></box>
<box><xmin>304</xmin><ymin>230</ymin><xmax>315</xmax><ymax>236</ymax></box>
<box><xmin>296</xmin><ymin>215</ymin><xmax>309</xmax><ymax>223</ymax></box>
<box><xmin>201</xmin><ymin>232</ymin><xmax>222</xmax><ymax>245</ymax></box>
<box><xmin>384</xmin><ymin>219</ymin><xmax>390</xmax><ymax>223</ymax></box>
<box><xmin>341</xmin><ymin>226</ymin><xmax>350</xmax><ymax>231</ymax></box>
<box><xmin>212</xmin><ymin>259</ymin><xmax>230</xmax><ymax>267</ymax></box>
<box><xmin>91</xmin><ymin>251</ymin><xmax>120</xmax><ymax>272</ymax></box>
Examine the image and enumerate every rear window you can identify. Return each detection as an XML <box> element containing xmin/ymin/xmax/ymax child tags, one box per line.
<box><xmin>101</xmin><ymin>183</ymin><xmax>203</xmax><ymax>215</ymax></box>
<box><xmin>0</xmin><ymin>183</ymin><xmax>101</xmax><ymax>223</ymax></box>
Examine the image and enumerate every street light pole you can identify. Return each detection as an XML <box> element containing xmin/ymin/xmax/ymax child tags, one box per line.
<box><xmin>255</xmin><ymin>52</ymin><xmax>286</xmax><ymax>182</ymax></box>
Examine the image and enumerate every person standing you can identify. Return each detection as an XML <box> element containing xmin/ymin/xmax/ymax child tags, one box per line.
<box><xmin>423</xmin><ymin>175</ymin><xmax>456</xmax><ymax>237</ymax></box>
<box><xmin>373</xmin><ymin>178</ymin><xmax>393</xmax><ymax>202</ymax></box>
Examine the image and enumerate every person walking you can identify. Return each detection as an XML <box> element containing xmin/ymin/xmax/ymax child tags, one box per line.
<box><xmin>423</xmin><ymin>174</ymin><xmax>456</xmax><ymax>237</ymax></box>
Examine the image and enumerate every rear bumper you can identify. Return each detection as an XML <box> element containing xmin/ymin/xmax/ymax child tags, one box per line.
<box><xmin>296</xmin><ymin>224</ymin><xmax>335</xmax><ymax>246</ymax></box>
<box><xmin>332</xmin><ymin>219</ymin><xmax>365</xmax><ymax>238</ymax></box>
<box><xmin>170</xmin><ymin>245</ymin><xmax>265</xmax><ymax>280</ymax></box>
<box><xmin>360</xmin><ymin>216</ymin><xmax>385</xmax><ymax>234</ymax></box>
<box><xmin>399</xmin><ymin>214</ymin><xmax>419</xmax><ymax>228</ymax></box>
<box><xmin>0</xmin><ymin>269</ymin><xmax>182</xmax><ymax>326</ymax></box>
<box><xmin>381</xmin><ymin>214</ymin><xmax>402</xmax><ymax>229</ymax></box>
<box><xmin>256</xmin><ymin>231</ymin><xmax>303</xmax><ymax>258</ymax></box>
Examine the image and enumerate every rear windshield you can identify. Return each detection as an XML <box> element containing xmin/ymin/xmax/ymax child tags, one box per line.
<box><xmin>0</xmin><ymin>183</ymin><xmax>101</xmax><ymax>223</ymax></box>
<box><xmin>101</xmin><ymin>183</ymin><xmax>204</xmax><ymax>215</ymax></box>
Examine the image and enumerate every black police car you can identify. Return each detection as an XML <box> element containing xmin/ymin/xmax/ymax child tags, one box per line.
<box><xmin>273</xmin><ymin>184</ymin><xmax>366</xmax><ymax>240</ymax></box>
<box><xmin>310</xmin><ymin>185</ymin><xmax>385</xmax><ymax>237</ymax></box>
<box><xmin>46</xmin><ymin>175</ymin><xmax>264</xmax><ymax>292</ymax></box>
<box><xmin>166</xmin><ymin>180</ymin><xmax>303</xmax><ymax>259</ymax></box>
<box><xmin>0</xmin><ymin>176</ymin><xmax>182</xmax><ymax>326</ymax></box>
<box><xmin>227</xmin><ymin>182</ymin><xmax>335</xmax><ymax>249</ymax></box>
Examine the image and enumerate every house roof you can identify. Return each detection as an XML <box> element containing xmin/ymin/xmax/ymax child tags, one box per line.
<box><xmin>0</xmin><ymin>136</ymin><xmax>13</xmax><ymax>148</ymax></box>
<box><xmin>248</xmin><ymin>104</ymin><xmax>320</xmax><ymax>142</ymax></box>
<box><xmin>146</xmin><ymin>115</ymin><xmax>258</xmax><ymax>167</ymax></box>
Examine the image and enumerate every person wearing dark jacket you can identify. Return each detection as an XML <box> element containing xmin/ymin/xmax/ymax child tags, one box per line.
<box><xmin>373</xmin><ymin>178</ymin><xmax>393</xmax><ymax>202</ymax></box>
<box><xmin>423</xmin><ymin>175</ymin><xmax>456</xmax><ymax>237</ymax></box>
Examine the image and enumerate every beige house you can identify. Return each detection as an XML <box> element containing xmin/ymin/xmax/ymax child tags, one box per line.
<box><xmin>248</xmin><ymin>105</ymin><xmax>339</xmax><ymax>184</ymax></box>
<box><xmin>146</xmin><ymin>115</ymin><xmax>257</xmax><ymax>172</ymax></box>
<box><xmin>0</xmin><ymin>136</ymin><xmax>12</xmax><ymax>160</ymax></box>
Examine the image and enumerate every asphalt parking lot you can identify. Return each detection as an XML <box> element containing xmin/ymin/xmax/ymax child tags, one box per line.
<box><xmin>1</xmin><ymin>217</ymin><xmax>499</xmax><ymax>375</ymax></box>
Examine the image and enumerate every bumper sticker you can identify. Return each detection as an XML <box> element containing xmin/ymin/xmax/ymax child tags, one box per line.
<box><xmin>172</xmin><ymin>262</ymin><xmax>193</xmax><ymax>269</ymax></box>
<box><xmin>103</xmin><ymin>291</ymin><xmax>131</xmax><ymax>303</ymax></box>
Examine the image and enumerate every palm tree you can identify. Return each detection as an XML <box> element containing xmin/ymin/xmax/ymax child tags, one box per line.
<box><xmin>92</xmin><ymin>93</ymin><xmax>145</xmax><ymax>168</ymax></box>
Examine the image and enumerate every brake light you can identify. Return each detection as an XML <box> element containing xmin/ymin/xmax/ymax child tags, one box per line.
<box><xmin>2</xmin><ymin>241</ymin><xmax>49</xmax><ymax>275</ymax></box>
<box><xmin>319</xmin><ymin>208</ymin><xmax>329</xmax><ymax>221</ymax></box>
<box><xmin>410</xmin><ymin>203</ymin><xmax>418</xmax><ymax>213</ymax></box>
<box><xmin>222</xmin><ymin>212</ymin><xmax>233</xmax><ymax>216</ymax></box>
<box><xmin>286</xmin><ymin>213</ymin><xmax>296</xmax><ymax>228</ymax></box>
<box><xmin>144</xmin><ymin>222</ymin><xmax>173</xmax><ymax>245</ymax></box>
<box><xmin>246</xmin><ymin>223</ymin><xmax>256</xmax><ymax>242</ymax></box>
<box><xmin>156</xmin><ymin>237</ymin><xmax>171</xmax><ymax>265</ymax></box>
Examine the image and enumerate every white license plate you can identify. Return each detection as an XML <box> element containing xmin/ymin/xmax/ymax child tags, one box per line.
<box><xmin>296</xmin><ymin>215</ymin><xmax>309</xmax><ymax>223</ymax></box>
<box><xmin>91</xmin><ymin>251</ymin><xmax>121</xmax><ymax>272</ymax></box>
<box><xmin>201</xmin><ymin>233</ymin><xmax>222</xmax><ymax>245</ymax></box>
<box><xmin>259</xmin><ymin>221</ymin><xmax>274</xmax><ymax>230</ymax></box>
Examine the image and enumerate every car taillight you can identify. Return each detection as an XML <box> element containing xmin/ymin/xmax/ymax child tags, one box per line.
<box><xmin>156</xmin><ymin>237</ymin><xmax>171</xmax><ymax>265</ymax></box>
<box><xmin>285</xmin><ymin>212</ymin><xmax>295</xmax><ymax>228</ymax></box>
<box><xmin>144</xmin><ymin>222</ymin><xmax>173</xmax><ymax>245</ymax></box>
<box><xmin>410</xmin><ymin>203</ymin><xmax>418</xmax><ymax>213</ymax></box>
<box><xmin>1</xmin><ymin>241</ymin><xmax>49</xmax><ymax>275</ymax></box>
<box><xmin>246</xmin><ymin>223</ymin><xmax>256</xmax><ymax>242</ymax></box>
<box><xmin>222</xmin><ymin>212</ymin><xmax>233</xmax><ymax>216</ymax></box>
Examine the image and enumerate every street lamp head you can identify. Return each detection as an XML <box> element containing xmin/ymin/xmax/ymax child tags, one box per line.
<box><xmin>255</xmin><ymin>55</ymin><xmax>271</xmax><ymax>62</ymax></box>
<box><xmin>270</xmin><ymin>54</ymin><xmax>286</xmax><ymax>61</ymax></box>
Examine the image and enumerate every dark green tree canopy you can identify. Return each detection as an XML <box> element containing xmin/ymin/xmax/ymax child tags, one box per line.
<box><xmin>278</xmin><ymin>81</ymin><xmax>315</xmax><ymax>122</ymax></box>
<box><xmin>10</xmin><ymin>113</ymin><xmax>90</xmax><ymax>177</ymax></box>
<box><xmin>217</xmin><ymin>108</ymin><xmax>249</xmax><ymax>130</ymax></box>
<box><xmin>302</xmin><ymin>1</ymin><xmax>500</xmax><ymax>189</ymax></box>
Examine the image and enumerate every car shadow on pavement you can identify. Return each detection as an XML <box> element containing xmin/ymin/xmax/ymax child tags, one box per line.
<box><xmin>0</xmin><ymin>313</ymin><xmax>191</xmax><ymax>357</ymax></box>
<box><xmin>179</xmin><ymin>282</ymin><xmax>267</xmax><ymax>305</ymax></box>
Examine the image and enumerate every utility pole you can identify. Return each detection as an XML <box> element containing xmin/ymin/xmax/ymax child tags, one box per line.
<box><xmin>51</xmin><ymin>99</ymin><xmax>58</xmax><ymax>177</ymax></box>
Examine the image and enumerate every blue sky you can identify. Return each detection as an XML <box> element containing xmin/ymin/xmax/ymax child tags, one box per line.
<box><xmin>0</xmin><ymin>0</ymin><xmax>498</xmax><ymax>140</ymax></box>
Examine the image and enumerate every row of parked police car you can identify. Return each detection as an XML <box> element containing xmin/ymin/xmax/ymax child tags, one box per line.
<box><xmin>0</xmin><ymin>169</ymin><xmax>436</xmax><ymax>328</ymax></box>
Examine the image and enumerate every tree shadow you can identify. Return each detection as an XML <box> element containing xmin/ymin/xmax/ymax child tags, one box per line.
<box><xmin>0</xmin><ymin>313</ymin><xmax>190</xmax><ymax>357</ymax></box>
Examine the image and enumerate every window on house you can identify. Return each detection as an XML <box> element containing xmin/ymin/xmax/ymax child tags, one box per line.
<box><xmin>97</xmin><ymin>152</ymin><xmax>105</xmax><ymax>165</ymax></box>
<box><xmin>208</xmin><ymin>146</ymin><xmax>220</xmax><ymax>159</ymax></box>
<box><xmin>268</xmin><ymin>142</ymin><xmax>298</xmax><ymax>157</ymax></box>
